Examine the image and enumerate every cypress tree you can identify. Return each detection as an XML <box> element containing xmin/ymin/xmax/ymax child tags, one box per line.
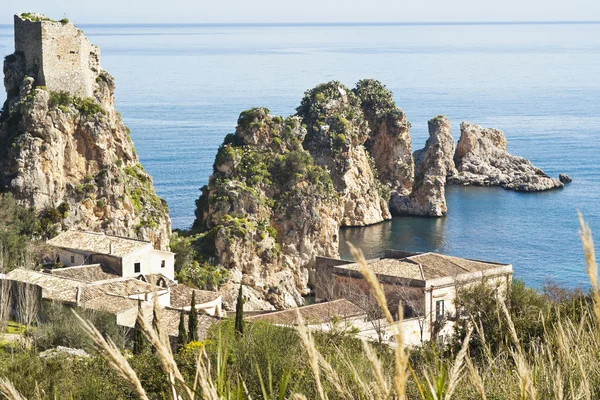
<box><xmin>178</xmin><ymin>309</ymin><xmax>188</xmax><ymax>350</ymax></box>
<box><xmin>133</xmin><ymin>301</ymin><xmax>147</xmax><ymax>354</ymax></box>
<box><xmin>188</xmin><ymin>290</ymin><xmax>199</xmax><ymax>342</ymax></box>
<box><xmin>235</xmin><ymin>284</ymin><xmax>244</xmax><ymax>336</ymax></box>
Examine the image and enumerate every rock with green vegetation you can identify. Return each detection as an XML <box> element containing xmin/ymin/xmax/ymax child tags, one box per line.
<box><xmin>0</xmin><ymin>16</ymin><xmax>171</xmax><ymax>249</ymax></box>
<box><xmin>297</xmin><ymin>81</ymin><xmax>391</xmax><ymax>226</ymax></box>
<box><xmin>390</xmin><ymin>115</ymin><xmax>457</xmax><ymax>216</ymax></box>
<box><xmin>353</xmin><ymin>79</ymin><xmax>414</xmax><ymax>196</ymax></box>
<box><xmin>193</xmin><ymin>80</ymin><xmax>438</xmax><ymax>309</ymax></box>
<box><xmin>194</xmin><ymin>108</ymin><xmax>342</xmax><ymax>309</ymax></box>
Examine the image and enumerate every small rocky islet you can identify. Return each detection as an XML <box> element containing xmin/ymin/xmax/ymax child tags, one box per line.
<box><xmin>0</xmin><ymin>13</ymin><xmax>569</xmax><ymax>310</ymax></box>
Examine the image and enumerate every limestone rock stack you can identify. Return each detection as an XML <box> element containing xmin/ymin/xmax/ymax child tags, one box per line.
<box><xmin>193</xmin><ymin>108</ymin><xmax>342</xmax><ymax>309</ymax></box>
<box><xmin>194</xmin><ymin>80</ymin><xmax>420</xmax><ymax>309</ymax></box>
<box><xmin>0</xmin><ymin>13</ymin><xmax>171</xmax><ymax>249</ymax></box>
<box><xmin>449</xmin><ymin>122</ymin><xmax>563</xmax><ymax>192</ymax></box>
<box><xmin>390</xmin><ymin>116</ymin><xmax>456</xmax><ymax>216</ymax></box>
<box><xmin>353</xmin><ymin>79</ymin><xmax>414</xmax><ymax>196</ymax></box>
<box><xmin>297</xmin><ymin>81</ymin><xmax>391</xmax><ymax>226</ymax></box>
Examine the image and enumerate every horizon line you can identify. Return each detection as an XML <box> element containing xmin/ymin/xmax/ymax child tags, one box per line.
<box><xmin>1</xmin><ymin>20</ymin><xmax>600</xmax><ymax>28</ymax></box>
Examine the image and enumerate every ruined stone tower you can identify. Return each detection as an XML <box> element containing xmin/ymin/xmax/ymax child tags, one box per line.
<box><xmin>11</xmin><ymin>13</ymin><xmax>101</xmax><ymax>98</ymax></box>
<box><xmin>1</xmin><ymin>13</ymin><xmax>172</xmax><ymax>250</ymax></box>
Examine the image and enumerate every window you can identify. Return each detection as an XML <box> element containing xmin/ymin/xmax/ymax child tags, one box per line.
<box><xmin>161</xmin><ymin>260</ymin><xmax>166</xmax><ymax>268</ymax></box>
<box><xmin>134</xmin><ymin>262</ymin><xmax>141</xmax><ymax>273</ymax></box>
<box><xmin>71</xmin><ymin>256</ymin><xmax>75</xmax><ymax>264</ymax></box>
<box><xmin>435</xmin><ymin>300</ymin><xmax>444</xmax><ymax>322</ymax></box>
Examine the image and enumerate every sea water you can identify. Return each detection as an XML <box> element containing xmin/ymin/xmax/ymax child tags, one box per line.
<box><xmin>0</xmin><ymin>22</ymin><xmax>598</xmax><ymax>288</ymax></box>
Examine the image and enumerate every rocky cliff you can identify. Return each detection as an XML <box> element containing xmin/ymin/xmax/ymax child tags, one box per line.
<box><xmin>353</xmin><ymin>79</ymin><xmax>414</xmax><ymax>196</ymax></box>
<box><xmin>297</xmin><ymin>81</ymin><xmax>391</xmax><ymax>226</ymax></box>
<box><xmin>193</xmin><ymin>108</ymin><xmax>341</xmax><ymax>309</ymax></box>
<box><xmin>390</xmin><ymin>116</ymin><xmax>456</xmax><ymax>216</ymax></box>
<box><xmin>449</xmin><ymin>122</ymin><xmax>563</xmax><ymax>192</ymax></box>
<box><xmin>0</xmin><ymin>14</ymin><xmax>171</xmax><ymax>249</ymax></box>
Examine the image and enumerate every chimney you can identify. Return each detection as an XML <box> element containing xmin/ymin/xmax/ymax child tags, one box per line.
<box><xmin>109</xmin><ymin>242</ymin><xmax>113</xmax><ymax>255</ymax></box>
<box><xmin>76</xmin><ymin>285</ymin><xmax>82</xmax><ymax>305</ymax></box>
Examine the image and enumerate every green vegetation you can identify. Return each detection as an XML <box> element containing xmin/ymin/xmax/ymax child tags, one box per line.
<box><xmin>19</xmin><ymin>13</ymin><xmax>54</xmax><ymax>22</ymax></box>
<box><xmin>237</xmin><ymin>107</ymin><xmax>270</xmax><ymax>130</ymax></box>
<box><xmin>49</xmin><ymin>91</ymin><xmax>105</xmax><ymax>116</ymax></box>
<box><xmin>60</xmin><ymin>18</ymin><xmax>69</xmax><ymax>24</ymax></box>
<box><xmin>188</xmin><ymin>291</ymin><xmax>198</xmax><ymax>343</ymax></box>
<box><xmin>235</xmin><ymin>284</ymin><xmax>245</xmax><ymax>336</ymax></box>
<box><xmin>353</xmin><ymin>79</ymin><xmax>397</xmax><ymax>115</ymax></box>
<box><xmin>170</xmin><ymin>232</ymin><xmax>229</xmax><ymax>290</ymax></box>
<box><xmin>0</xmin><ymin>194</ymin><xmax>42</xmax><ymax>270</ymax></box>
<box><xmin>35</xmin><ymin>302</ymin><xmax>126</xmax><ymax>351</ymax></box>
<box><xmin>296</xmin><ymin>81</ymin><xmax>366</xmax><ymax>154</ymax></box>
<box><xmin>133</xmin><ymin>303</ymin><xmax>147</xmax><ymax>355</ymax></box>
<box><xmin>177</xmin><ymin>311</ymin><xmax>188</xmax><ymax>350</ymax></box>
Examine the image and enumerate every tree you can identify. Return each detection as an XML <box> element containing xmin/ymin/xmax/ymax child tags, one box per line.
<box><xmin>234</xmin><ymin>284</ymin><xmax>245</xmax><ymax>336</ymax></box>
<box><xmin>133</xmin><ymin>302</ymin><xmax>147</xmax><ymax>354</ymax></box>
<box><xmin>188</xmin><ymin>291</ymin><xmax>198</xmax><ymax>342</ymax></box>
<box><xmin>0</xmin><ymin>280</ymin><xmax>12</xmax><ymax>333</ymax></box>
<box><xmin>177</xmin><ymin>310</ymin><xmax>188</xmax><ymax>350</ymax></box>
<box><xmin>16</xmin><ymin>281</ymin><xmax>40</xmax><ymax>330</ymax></box>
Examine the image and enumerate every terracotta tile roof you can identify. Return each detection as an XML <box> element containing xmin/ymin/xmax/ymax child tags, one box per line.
<box><xmin>169</xmin><ymin>285</ymin><xmax>221</xmax><ymax>308</ymax></box>
<box><xmin>335</xmin><ymin>252</ymin><xmax>509</xmax><ymax>282</ymax></box>
<box><xmin>409</xmin><ymin>253</ymin><xmax>505</xmax><ymax>280</ymax></box>
<box><xmin>138</xmin><ymin>274</ymin><xmax>177</xmax><ymax>288</ymax></box>
<box><xmin>342</xmin><ymin>259</ymin><xmax>424</xmax><ymax>280</ymax></box>
<box><xmin>6</xmin><ymin>269</ymin><xmax>159</xmax><ymax>306</ymax></box>
<box><xmin>245</xmin><ymin>299</ymin><xmax>366</xmax><ymax>326</ymax></box>
<box><xmin>138</xmin><ymin>307</ymin><xmax>218</xmax><ymax>340</ymax></box>
<box><xmin>81</xmin><ymin>278</ymin><xmax>158</xmax><ymax>302</ymax></box>
<box><xmin>6</xmin><ymin>269</ymin><xmax>80</xmax><ymax>302</ymax></box>
<box><xmin>47</xmin><ymin>230</ymin><xmax>151</xmax><ymax>257</ymax></box>
<box><xmin>49</xmin><ymin>264</ymin><xmax>119</xmax><ymax>282</ymax></box>
<box><xmin>158</xmin><ymin>308</ymin><xmax>218</xmax><ymax>340</ymax></box>
<box><xmin>82</xmin><ymin>294</ymin><xmax>138</xmax><ymax>314</ymax></box>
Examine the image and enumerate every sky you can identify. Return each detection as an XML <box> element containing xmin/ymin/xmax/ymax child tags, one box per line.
<box><xmin>2</xmin><ymin>0</ymin><xmax>600</xmax><ymax>25</ymax></box>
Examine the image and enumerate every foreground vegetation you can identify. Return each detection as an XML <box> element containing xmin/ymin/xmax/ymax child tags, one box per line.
<box><xmin>0</xmin><ymin>216</ymin><xmax>596</xmax><ymax>399</ymax></box>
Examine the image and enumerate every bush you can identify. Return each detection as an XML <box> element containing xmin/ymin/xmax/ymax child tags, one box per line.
<box><xmin>177</xmin><ymin>261</ymin><xmax>229</xmax><ymax>291</ymax></box>
<box><xmin>34</xmin><ymin>302</ymin><xmax>128</xmax><ymax>351</ymax></box>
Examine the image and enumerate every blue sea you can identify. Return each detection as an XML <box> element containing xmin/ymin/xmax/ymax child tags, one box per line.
<box><xmin>1</xmin><ymin>22</ymin><xmax>599</xmax><ymax>288</ymax></box>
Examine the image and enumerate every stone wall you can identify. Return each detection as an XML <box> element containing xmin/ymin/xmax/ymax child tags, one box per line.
<box><xmin>13</xmin><ymin>14</ymin><xmax>101</xmax><ymax>98</ymax></box>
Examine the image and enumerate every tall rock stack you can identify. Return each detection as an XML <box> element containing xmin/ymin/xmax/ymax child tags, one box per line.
<box><xmin>193</xmin><ymin>108</ymin><xmax>341</xmax><ymax>309</ymax></box>
<box><xmin>0</xmin><ymin>13</ymin><xmax>171</xmax><ymax>249</ymax></box>
<box><xmin>297</xmin><ymin>81</ymin><xmax>391</xmax><ymax>226</ymax></box>
<box><xmin>353</xmin><ymin>79</ymin><xmax>414</xmax><ymax>197</ymax></box>
<box><xmin>390</xmin><ymin>116</ymin><xmax>457</xmax><ymax>217</ymax></box>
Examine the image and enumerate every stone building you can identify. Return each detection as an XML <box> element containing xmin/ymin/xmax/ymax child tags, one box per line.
<box><xmin>12</xmin><ymin>13</ymin><xmax>101</xmax><ymax>98</ymax></box>
<box><xmin>47</xmin><ymin>230</ymin><xmax>176</xmax><ymax>281</ymax></box>
<box><xmin>315</xmin><ymin>250</ymin><xmax>513</xmax><ymax>345</ymax></box>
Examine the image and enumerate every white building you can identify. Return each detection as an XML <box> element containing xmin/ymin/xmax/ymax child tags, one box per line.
<box><xmin>47</xmin><ymin>230</ymin><xmax>176</xmax><ymax>281</ymax></box>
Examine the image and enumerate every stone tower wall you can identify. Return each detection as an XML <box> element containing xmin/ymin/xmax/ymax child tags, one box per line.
<box><xmin>13</xmin><ymin>14</ymin><xmax>101</xmax><ymax>98</ymax></box>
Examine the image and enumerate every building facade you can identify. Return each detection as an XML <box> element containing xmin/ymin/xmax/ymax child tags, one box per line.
<box><xmin>48</xmin><ymin>230</ymin><xmax>176</xmax><ymax>280</ymax></box>
<box><xmin>315</xmin><ymin>250</ymin><xmax>513</xmax><ymax>345</ymax></box>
